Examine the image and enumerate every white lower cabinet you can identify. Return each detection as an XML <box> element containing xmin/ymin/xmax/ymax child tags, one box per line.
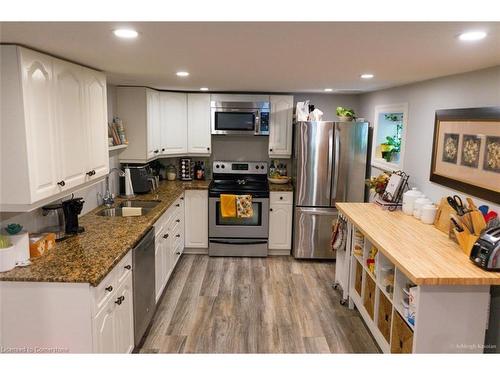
<box><xmin>154</xmin><ymin>194</ymin><xmax>185</xmax><ymax>303</ymax></box>
<box><xmin>0</xmin><ymin>252</ymin><xmax>133</xmax><ymax>353</ymax></box>
<box><xmin>91</xmin><ymin>252</ymin><xmax>134</xmax><ymax>353</ymax></box>
<box><xmin>184</xmin><ymin>190</ymin><xmax>208</xmax><ymax>248</ymax></box>
<box><xmin>268</xmin><ymin>192</ymin><xmax>293</xmax><ymax>250</ymax></box>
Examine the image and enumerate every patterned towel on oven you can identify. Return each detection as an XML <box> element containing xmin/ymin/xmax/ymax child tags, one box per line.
<box><xmin>236</xmin><ymin>194</ymin><xmax>253</xmax><ymax>218</ymax></box>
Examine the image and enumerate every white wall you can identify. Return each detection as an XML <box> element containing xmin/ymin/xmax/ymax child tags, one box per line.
<box><xmin>359</xmin><ymin>66</ymin><xmax>500</xmax><ymax>211</ymax></box>
<box><xmin>0</xmin><ymin>84</ymin><xmax>120</xmax><ymax>233</ymax></box>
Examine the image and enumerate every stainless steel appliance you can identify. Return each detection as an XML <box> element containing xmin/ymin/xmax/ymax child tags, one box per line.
<box><xmin>208</xmin><ymin>161</ymin><xmax>269</xmax><ymax>257</ymax></box>
<box><xmin>211</xmin><ymin>101</ymin><xmax>270</xmax><ymax>136</ymax></box>
<box><xmin>293</xmin><ymin>121</ymin><xmax>369</xmax><ymax>259</ymax></box>
<box><xmin>61</xmin><ymin>196</ymin><xmax>85</xmax><ymax>235</ymax></box>
<box><xmin>470</xmin><ymin>226</ymin><xmax>500</xmax><ymax>271</ymax></box>
<box><xmin>132</xmin><ymin>227</ymin><xmax>156</xmax><ymax>346</ymax></box>
<box><xmin>120</xmin><ymin>164</ymin><xmax>151</xmax><ymax>194</ymax></box>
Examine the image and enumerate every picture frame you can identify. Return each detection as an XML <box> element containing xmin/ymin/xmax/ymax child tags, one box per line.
<box><xmin>430</xmin><ymin>107</ymin><xmax>500</xmax><ymax>204</ymax></box>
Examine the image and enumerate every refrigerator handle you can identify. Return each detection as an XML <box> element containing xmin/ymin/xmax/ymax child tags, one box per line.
<box><xmin>326</xmin><ymin>126</ymin><xmax>333</xmax><ymax>200</ymax></box>
<box><xmin>332</xmin><ymin>124</ymin><xmax>340</xmax><ymax>202</ymax></box>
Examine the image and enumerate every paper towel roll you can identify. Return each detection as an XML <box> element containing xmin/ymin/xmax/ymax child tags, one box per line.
<box><xmin>124</xmin><ymin>167</ymin><xmax>135</xmax><ymax>197</ymax></box>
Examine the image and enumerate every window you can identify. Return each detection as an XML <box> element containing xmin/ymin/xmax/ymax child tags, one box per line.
<box><xmin>371</xmin><ymin>103</ymin><xmax>408</xmax><ymax>172</ymax></box>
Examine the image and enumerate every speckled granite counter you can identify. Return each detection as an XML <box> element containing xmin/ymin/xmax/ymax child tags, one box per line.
<box><xmin>269</xmin><ymin>182</ymin><xmax>294</xmax><ymax>192</ymax></box>
<box><xmin>0</xmin><ymin>180</ymin><xmax>210</xmax><ymax>287</ymax></box>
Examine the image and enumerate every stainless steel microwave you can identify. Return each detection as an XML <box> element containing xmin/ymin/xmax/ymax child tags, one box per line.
<box><xmin>211</xmin><ymin>101</ymin><xmax>270</xmax><ymax>136</ymax></box>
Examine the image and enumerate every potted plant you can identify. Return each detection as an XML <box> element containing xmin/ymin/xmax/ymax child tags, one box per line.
<box><xmin>336</xmin><ymin>107</ymin><xmax>356</xmax><ymax>121</ymax></box>
<box><xmin>380</xmin><ymin>114</ymin><xmax>403</xmax><ymax>163</ymax></box>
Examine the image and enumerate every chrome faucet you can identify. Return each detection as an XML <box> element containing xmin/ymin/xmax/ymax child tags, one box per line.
<box><xmin>99</xmin><ymin>168</ymin><xmax>125</xmax><ymax>207</ymax></box>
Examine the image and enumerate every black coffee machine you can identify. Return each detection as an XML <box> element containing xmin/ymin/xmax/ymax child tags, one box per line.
<box><xmin>61</xmin><ymin>195</ymin><xmax>85</xmax><ymax>235</ymax></box>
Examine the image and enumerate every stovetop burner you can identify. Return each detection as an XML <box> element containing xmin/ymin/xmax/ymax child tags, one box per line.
<box><xmin>209</xmin><ymin>161</ymin><xmax>269</xmax><ymax>198</ymax></box>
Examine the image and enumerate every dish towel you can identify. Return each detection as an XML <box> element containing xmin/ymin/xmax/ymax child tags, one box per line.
<box><xmin>220</xmin><ymin>194</ymin><xmax>237</xmax><ymax>218</ymax></box>
<box><xmin>236</xmin><ymin>195</ymin><xmax>254</xmax><ymax>218</ymax></box>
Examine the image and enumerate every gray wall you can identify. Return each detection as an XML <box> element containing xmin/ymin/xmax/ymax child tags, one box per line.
<box><xmin>359</xmin><ymin>66</ymin><xmax>500</xmax><ymax>211</ymax></box>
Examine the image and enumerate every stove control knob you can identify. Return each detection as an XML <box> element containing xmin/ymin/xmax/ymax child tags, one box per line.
<box><xmin>255</xmin><ymin>165</ymin><xmax>259</xmax><ymax>169</ymax></box>
<box><xmin>221</xmin><ymin>165</ymin><xmax>225</xmax><ymax>169</ymax></box>
<box><xmin>261</xmin><ymin>165</ymin><xmax>265</xmax><ymax>170</ymax></box>
<box><xmin>215</xmin><ymin>164</ymin><xmax>220</xmax><ymax>169</ymax></box>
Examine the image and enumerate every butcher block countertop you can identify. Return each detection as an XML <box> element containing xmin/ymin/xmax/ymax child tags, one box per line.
<box><xmin>0</xmin><ymin>180</ymin><xmax>210</xmax><ymax>287</ymax></box>
<box><xmin>336</xmin><ymin>203</ymin><xmax>500</xmax><ymax>286</ymax></box>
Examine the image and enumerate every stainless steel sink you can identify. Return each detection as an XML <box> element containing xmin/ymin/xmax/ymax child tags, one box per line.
<box><xmin>96</xmin><ymin>207</ymin><xmax>151</xmax><ymax>217</ymax></box>
<box><xmin>119</xmin><ymin>200</ymin><xmax>161</xmax><ymax>209</ymax></box>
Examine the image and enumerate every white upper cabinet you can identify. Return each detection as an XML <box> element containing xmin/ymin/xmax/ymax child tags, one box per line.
<box><xmin>187</xmin><ymin>94</ymin><xmax>211</xmax><ymax>155</ymax></box>
<box><xmin>18</xmin><ymin>48</ymin><xmax>60</xmax><ymax>202</ymax></box>
<box><xmin>146</xmin><ymin>89</ymin><xmax>161</xmax><ymax>159</ymax></box>
<box><xmin>160</xmin><ymin>92</ymin><xmax>188</xmax><ymax>155</ymax></box>
<box><xmin>269</xmin><ymin>95</ymin><xmax>294</xmax><ymax>158</ymax></box>
<box><xmin>0</xmin><ymin>46</ymin><xmax>109</xmax><ymax>211</ymax></box>
<box><xmin>84</xmin><ymin>69</ymin><xmax>109</xmax><ymax>180</ymax></box>
<box><xmin>53</xmin><ymin>60</ymin><xmax>88</xmax><ymax>190</ymax></box>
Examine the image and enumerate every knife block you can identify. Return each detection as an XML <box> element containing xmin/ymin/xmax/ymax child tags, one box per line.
<box><xmin>452</xmin><ymin>228</ymin><xmax>479</xmax><ymax>256</ymax></box>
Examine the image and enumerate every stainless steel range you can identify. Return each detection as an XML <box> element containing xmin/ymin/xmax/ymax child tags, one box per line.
<box><xmin>208</xmin><ymin>161</ymin><xmax>269</xmax><ymax>257</ymax></box>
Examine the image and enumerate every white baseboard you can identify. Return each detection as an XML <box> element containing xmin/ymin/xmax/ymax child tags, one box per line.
<box><xmin>268</xmin><ymin>249</ymin><xmax>291</xmax><ymax>256</ymax></box>
<box><xmin>183</xmin><ymin>247</ymin><xmax>208</xmax><ymax>255</ymax></box>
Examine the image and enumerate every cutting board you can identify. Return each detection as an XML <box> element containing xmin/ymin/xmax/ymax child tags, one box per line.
<box><xmin>434</xmin><ymin>198</ymin><xmax>455</xmax><ymax>234</ymax></box>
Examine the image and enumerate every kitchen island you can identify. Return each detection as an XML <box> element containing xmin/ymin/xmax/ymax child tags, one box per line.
<box><xmin>336</xmin><ymin>202</ymin><xmax>500</xmax><ymax>353</ymax></box>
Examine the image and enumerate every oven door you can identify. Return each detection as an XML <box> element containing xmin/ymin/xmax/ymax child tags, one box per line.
<box><xmin>209</xmin><ymin>196</ymin><xmax>269</xmax><ymax>238</ymax></box>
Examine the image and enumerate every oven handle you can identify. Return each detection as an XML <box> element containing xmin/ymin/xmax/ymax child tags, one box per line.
<box><xmin>209</xmin><ymin>239</ymin><xmax>268</xmax><ymax>246</ymax></box>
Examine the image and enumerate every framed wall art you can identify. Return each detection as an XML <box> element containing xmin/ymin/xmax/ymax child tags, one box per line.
<box><xmin>430</xmin><ymin>107</ymin><xmax>500</xmax><ymax>204</ymax></box>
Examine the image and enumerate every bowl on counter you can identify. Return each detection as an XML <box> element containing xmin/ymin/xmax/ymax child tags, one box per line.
<box><xmin>268</xmin><ymin>176</ymin><xmax>291</xmax><ymax>185</ymax></box>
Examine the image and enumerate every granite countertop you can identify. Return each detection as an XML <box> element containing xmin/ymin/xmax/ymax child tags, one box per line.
<box><xmin>269</xmin><ymin>182</ymin><xmax>294</xmax><ymax>192</ymax></box>
<box><xmin>0</xmin><ymin>179</ymin><xmax>210</xmax><ymax>287</ymax></box>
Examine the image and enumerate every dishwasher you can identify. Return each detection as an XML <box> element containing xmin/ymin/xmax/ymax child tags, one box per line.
<box><xmin>132</xmin><ymin>227</ymin><xmax>156</xmax><ymax>346</ymax></box>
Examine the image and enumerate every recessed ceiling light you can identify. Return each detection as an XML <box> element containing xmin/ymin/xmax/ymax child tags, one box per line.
<box><xmin>360</xmin><ymin>73</ymin><xmax>374</xmax><ymax>79</ymax></box>
<box><xmin>176</xmin><ymin>71</ymin><xmax>189</xmax><ymax>77</ymax></box>
<box><xmin>324</xmin><ymin>88</ymin><xmax>333</xmax><ymax>92</ymax></box>
<box><xmin>113</xmin><ymin>28</ymin><xmax>138</xmax><ymax>39</ymax></box>
<box><xmin>200</xmin><ymin>87</ymin><xmax>209</xmax><ymax>91</ymax></box>
<box><xmin>458</xmin><ymin>31</ymin><xmax>487</xmax><ymax>41</ymax></box>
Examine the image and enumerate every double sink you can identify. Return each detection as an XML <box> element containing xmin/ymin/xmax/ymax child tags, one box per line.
<box><xmin>97</xmin><ymin>200</ymin><xmax>161</xmax><ymax>217</ymax></box>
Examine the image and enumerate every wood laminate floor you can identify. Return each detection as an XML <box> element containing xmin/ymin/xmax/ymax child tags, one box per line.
<box><xmin>140</xmin><ymin>255</ymin><xmax>379</xmax><ymax>353</ymax></box>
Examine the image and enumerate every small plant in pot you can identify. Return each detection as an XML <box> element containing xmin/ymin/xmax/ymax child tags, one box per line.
<box><xmin>380</xmin><ymin>135</ymin><xmax>401</xmax><ymax>162</ymax></box>
<box><xmin>336</xmin><ymin>107</ymin><xmax>356</xmax><ymax>121</ymax></box>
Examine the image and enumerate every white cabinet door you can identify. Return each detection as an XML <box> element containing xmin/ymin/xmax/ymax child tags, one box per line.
<box><xmin>160</xmin><ymin>92</ymin><xmax>188</xmax><ymax>155</ymax></box>
<box><xmin>268</xmin><ymin>204</ymin><xmax>293</xmax><ymax>250</ymax></box>
<box><xmin>84</xmin><ymin>70</ymin><xmax>109</xmax><ymax>180</ymax></box>
<box><xmin>53</xmin><ymin>60</ymin><xmax>88</xmax><ymax>190</ymax></box>
<box><xmin>114</xmin><ymin>272</ymin><xmax>134</xmax><ymax>354</ymax></box>
<box><xmin>18</xmin><ymin>48</ymin><xmax>60</xmax><ymax>202</ymax></box>
<box><xmin>269</xmin><ymin>95</ymin><xmax>293</xmax><ymax>158</ymax></box>
<box><xmin>93</xmin><ymin>298</ymin><xmax>116</xmax><ymax>353</ymax></box>
<box><xmin>146</xmin><ymin>89</ymin><xmax>161</xmax><ymax>159</ymax></box>
<box><xmin>187</xmin><ymin>94</ymin><xmax>211</xmax><ymax>155</ymax></box>
<box><xmin>184</xmin><ymin>190</ymin><xmax>208</xmax><ymax>248</ymax></box>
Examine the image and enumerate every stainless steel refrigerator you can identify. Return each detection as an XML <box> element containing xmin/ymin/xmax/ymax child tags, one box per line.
<box><xmin>293</xmin><ymin>121</ymin><xmax>369</xmax><ymax>259</ymax></box>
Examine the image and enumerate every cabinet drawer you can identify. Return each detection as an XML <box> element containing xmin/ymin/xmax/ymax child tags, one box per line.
<box><xmin>363</xmin><ymin>275</ymin><xmax>376</xmax><ymax>320</ymax></box>
<box><xmin>270</xmin><ymin>192</ymin><xmax>293</xmax><ymax>205</ymax></box>
<box><xmin>391</xmin><ymin>311</ymin><xmax>414</xmax><ymax>354</ymax></box>
<box><xmin>92</xmin><ymin>267</ymin><xmax>117</xmax><ymax>315</ymax></box>
<box><xmin>377</xmin><ymin>291</ymin><xmax>392</xmax><ymax>343</ymax></box>
<box><xmin>115</xmin><ymin>251</ymin><xmax>133</xmax><ymax>286</ymax></box>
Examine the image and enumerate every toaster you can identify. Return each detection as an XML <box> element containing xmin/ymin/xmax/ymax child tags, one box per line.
<box><xmin>470</xmin><ymin>226</ymin><xmax>500</xmax><ymax>271</ymax></box>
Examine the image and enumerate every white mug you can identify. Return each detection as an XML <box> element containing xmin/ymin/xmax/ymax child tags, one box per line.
<box><xmin>421</xmin><ymin>204</ymin><xmax>438</xmax><ymax>224</ymax></box>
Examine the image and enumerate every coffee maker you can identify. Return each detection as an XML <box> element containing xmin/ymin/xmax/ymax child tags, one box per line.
<box><xmin>42</xmin><ymin>195</ymin><xmax>85</xmax><ymax>240</ymax></box>
<box><xmin>62</xmin><ymin>196</ymin><xmax>85</xmax><ymax>235</ymax></box>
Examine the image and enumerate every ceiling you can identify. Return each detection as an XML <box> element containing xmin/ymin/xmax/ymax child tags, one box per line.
<box><xmin>1</xmin><ymin>22</ymin><xmax>499</xmax><ymax>93</ymax></box>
